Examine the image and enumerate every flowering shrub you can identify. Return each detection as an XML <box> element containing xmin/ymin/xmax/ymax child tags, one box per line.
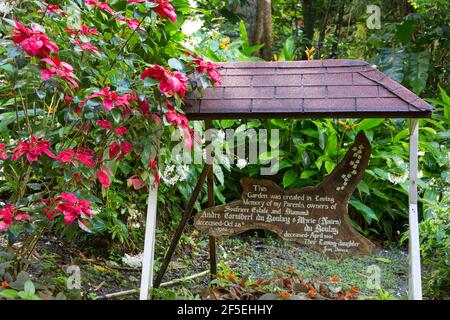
<box><xmin>0</xmin><ymin>0</ymin><xmax>221</xmax><ymax>242</ymax></box>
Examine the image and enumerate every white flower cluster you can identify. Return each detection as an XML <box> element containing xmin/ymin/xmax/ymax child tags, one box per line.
<box><xmin>124</xmin><ymin>205</ymin><xmax>143</xmax><ymax>230</ymax></box>
<box><xmin>161</xmin><ymin>164</ymin><xmax>190</xmax><ymax>185</ymax></box>
<box><xmin>122</xmin><ymin>252</ymin><xmax>143</xmax><ymax>269</ymax></box>
<box><xmin>0</xmin><ymin>1</ymin><xmax>15</xmax><ymax>15</ymax></box>
<box><xmin>387</xmin><ymin>172</ymin><xmax>408</xmax><ymax>185</ymax></box>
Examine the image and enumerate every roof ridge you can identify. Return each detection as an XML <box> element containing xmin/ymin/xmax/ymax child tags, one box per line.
<box><xmin>357</xmin><ymin>70</ymin><xmax>433</xmax><ymax>112</ymax></box>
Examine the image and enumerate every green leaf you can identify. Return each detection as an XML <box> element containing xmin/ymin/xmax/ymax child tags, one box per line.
<box><xmin>239</xmin><ymin>20</ymin><xmax>248</xmax><ymax>45</ymax></box>
<box><xmin>374</xmin><ymin>257</ymin><xmax>392</xmax><ymax>264</ymax></box>
<box><xmin>349</xmin><ymin>198</ymin><xmax>379</xmax><ymax>224</ymax></box>
<box><xmin>281</xmin><ymin>36</ymin><xmax>295</xmax><ymax>61</ymax></box>
<box><xmin>395</xmin><ymin>20</ymin><xmax>416</xmax><ymax>45</ymax></box>
<box><xmin>143</xmin><ymin>77</ymin><xmax>159</xmax><ymax>87</ymax></box>
<box><xmin>283</xmin><ymin>170</ymin><xmax>297</xmax><ymax>188</ymax></box>
<box><xmin>0</xmin><ymin>289</ymin><xmax>19</xmax><ymax>298</ymax></box>
<box><xmin>407</xmin><ymin>51</ymin><xmax>430</xmax><ymax>94</ymax></box>
<box><xmin>168</xmin><ymin>58</ymin><xmax>184</xmax><ymax>71</ymax></box>
<box><xmin>356</xmin><ymin>119</ymin><xmax>384</xmax><ymax>133</ymax></box>
<box><xmin>325</xmin><ymin>132</ymin><xmax>337</xmax><ymax>157</ymax></box>
<box><xmin>357</xmin><ymin>180</ymin><xmax>370</xmax><ymax>195</ymax></box>
<box><xmin>300</xmin><ymin>170</ymin><xmax>316</xmax><ymax>179</ymax></box>
<box><xmin>24</xmin><ymin>280</ymin><xmax>35</xmax><ymax>295</ymax></box>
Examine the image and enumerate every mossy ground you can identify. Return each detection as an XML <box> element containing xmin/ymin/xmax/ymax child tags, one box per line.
<box><xmin>23</xmin><ymin>229</ymin><xmax>410</xmax><ymax>300</ymax></box>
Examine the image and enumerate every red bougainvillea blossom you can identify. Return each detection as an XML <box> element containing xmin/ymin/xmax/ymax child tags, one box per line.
<box><xmin>56</xmin><ymin>148</ymin><xmax>95</xmax><ymax>168</ymax></box>
<box><xmin>12</xmin><ymin>20</ymin><xmax>58</xmax><ymax>57</ymax></box>
<box><xmin>0</xmin><ymin>204</ymin><xmax>31</xmax><ymax>232</ymax></box>
<box><xmin>45</xmin><ymin>193</ymin><xmax>93</xmax><ymax>225</ymax></box>
<box><xmin>73</xmin><ymin>40</ymin><xmax>99</xmax><ymax>54</ymax></box>
<box><xmin>0</xmin><ymin>144</ymin><xmax>7</xmax><ymax>160</ymax></box>
<box><xmin>11</xmin><ymin>136</ymin><xmax>55</xmax><ymax>163</ymax></box>
<box><xmin>85</xmin><ymin>0</ymin><xmax>116</xmax><ymax>14</ymax></box>
<box><xmin>115</xmin><ymin>17</ymin><xmax>145</xmax><ymax>31</ymax></box>
<box><xmin>97</xmin><ymin>120</ymin><xmax>112</xmax><ymax>130</ymax></box>
<box><xmin>81</xmin><ymin>87</ymin><xmax>131</xmax><ymax>111</ymax></box>
<box><xmin>191</xmin><ymin>55</ymin><xmax>222</xmax><ymax>86</ymax></box>
<box><xmin>165</xmin><ymin>104</ymin><xmax>194</xmax><ymax>149</ymax></box>
<box><xmin>41</xmin><ymin>57</ymin><xmax>79</xmax><ymax>89</ymax></box>
<box><xmin>141</xmin><ymin>65</ymin><xmax>188</xmax><ymax>97</ymax></box>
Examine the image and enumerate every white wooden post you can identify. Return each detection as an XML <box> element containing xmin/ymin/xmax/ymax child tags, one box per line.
<box><xmin>139</xmin><ymin>183</ymin><xmax>158</xmax><ymax>300</ymax></box>
<box><xmin>408</xmin><ymin>118</ymin><xmax>422</xmax><ymax>300</ymax></box>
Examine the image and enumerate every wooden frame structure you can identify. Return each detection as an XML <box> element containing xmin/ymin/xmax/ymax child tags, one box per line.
<box><xmin>139</xmin><ymin>60</ymin><xmax>432</xmax><ymax>300</ymax></box>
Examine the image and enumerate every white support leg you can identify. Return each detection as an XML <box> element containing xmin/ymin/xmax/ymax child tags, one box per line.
<box><xmin>139</xmin><ymin>184</ymin><xmax>158</xmax><ymax>300</ymax></box>
<box><xmin>408</xmin><ymin>119</ymin><xmax>422</xmax><ymax>300</ymax></box>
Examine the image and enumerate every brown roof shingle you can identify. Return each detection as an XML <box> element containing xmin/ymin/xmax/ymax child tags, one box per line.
<box><xmin>185</xmin><ymin>59</ymin><xmax>433</xmax><ymax>120</ymax></box>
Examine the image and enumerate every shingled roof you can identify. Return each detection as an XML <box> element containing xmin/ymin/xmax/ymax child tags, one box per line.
<box><xmin>185</xmin><ymin>60</ymin><xmax>433</xmax><ymax>120</ymax></box>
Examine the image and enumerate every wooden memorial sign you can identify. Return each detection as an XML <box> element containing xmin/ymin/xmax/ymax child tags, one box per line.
<box><xmin>194</xmin><ymin>131</ymin><xmax>375</xmax><ymax>257</ymax></box>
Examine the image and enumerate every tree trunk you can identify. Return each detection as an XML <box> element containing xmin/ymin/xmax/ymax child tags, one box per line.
<box><xmin>303</xmin><ymin>0</ymin><xmax>315</xmax><ymax>45</ymax></box>
<box><xmin>301</xmin><ymin>0</ymin><xmax>315</xmax><ymax>60</ymax></box>
<box><xmin>237</xmin><ymin>0</ymin><xmax>273</xmax><ymax>60</ymax></box>
<box><xmin>330</xmin><ymin>2</ymin><xmax>345</xmax><ymax>58</ymax></box>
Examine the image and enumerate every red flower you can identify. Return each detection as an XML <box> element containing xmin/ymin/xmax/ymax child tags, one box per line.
<box><xmin>151</xmin><ymin>113</ymin><xmax>162</xmax><ymax>122</ymax></box>
<box><xmin>153</xmin><ymin>0</ymin><xmax>177</xmax><ymax>22</ymax></box>
<box><xmin>81</xmin><ymin>87</ymin><xmax>131</xmax><ymax>111</ymax></box>
<box><xmin>80</xmin><ymin>25</ymin><xmax>99</xmax><ymax>36</ymax></box>
<box><xmin>85</xmin><ymin>0</ymin><xmax>116</xmax><ymax>14</ymax></box>
<box><xmin>38</xmin><ymin>3</ymin><xmax>67</xmax><ymax>16</ymax></box>
<box><xmin>329</xmin><ymin>276</ymin><xmax>340</xmax><ymax>282</ymax></box>
<box><xmin>115</xmin><ymin>17</ymin><xmax>145</xmax><ymax>31</ymax></box>
<box><xmin>0</xmin><ymin>144</ymin><xmax>8</xmax><ymax>160</ymax></box>
<box><xmin>56</xmin><ymin>148</ymin><xmax>95</xmax><ymax>168</ymax></box>
<box><xmin>98</xmin><ymin>170</ymin><xmax>111</xmax><ymax>189</ymax></box>
<box><xmin>67</xmin><ymin>25</ymin><xmax>98</xmax><ymax>37</ymax></box>
<box><xmin>141</xmin><ymin>65</ymin><xmax>188</xmax><ymax>97</ymax></box>
<box><xmin>165</xmin><ymin>103</ymin><xmax>193</xmax><ymax>148</ymax></box>
<box><xmin>63</xmin><ymin>95</ymin><xmax>74</xmax><ymax>106</ymax></box>
<box><xmin>114</xmin><ymin>127</ymin><xmax>128</xmax><ymax>136</ymax></box>
<box><xmin>149</xmin><ymin>159</ymin><xmax>160</xmax><ymax>185</ymax></box>
<box><xmin>109</xmin><ymin>142</ymin><xmax>120</xmax><ymax>159</ymax></box>
<box><xmin>12</xmin><ymin>20</ymin><xmax>58</xmax><ymax>57</ymax></box>
<box><xmin>11</xmin><ymin>136</ymin><xmax>55</xmax><ymax>163</ymax></box>
<box><xmin>192</xmin><ymin>55</ymin><xmax>222</xmax><ymax>86</ymax></box>
<box><xmin>109</xmin><ymin>141</ymin><xmax>133</xmax><ymax>160</ymax></box>
<box><xmin>41</xmin><ymin>56</ymin><xmax>79</xmax><ymax>89</ymax></box>
<box><xmin>127</xmin><ymin>1</ymin><xmax>176</xmax><ymax>22</ymax></box>
<box><xmin>118</xmin><ymin>141</ymin><xmax>133</xmax><ymax>160</ymax></box>
<box><xmin>73</xmin><ymin>40</ymin><xmax>99</xmax><ymax>53</ymax></box>
<box><xmin>0</xmin><ymin>204</ymin><xmax>31</xmax><ymax>232</ymax></box>
<box><xmin>127</xmin><ymin>175</ymin><xmax>145</xmax><ymax>189</ymax></box>
<box><xmin>97</xmin><ymin>120</ymin><xmax>112</xmax><ymax>130</ymax></box>
<box><xmin>46</xmin><ymin>193</ymin><xmax>93</xmax><ymax>225</ymax></box>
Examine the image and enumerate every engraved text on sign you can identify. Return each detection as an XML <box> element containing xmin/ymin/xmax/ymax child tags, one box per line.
<box><xmin>194</xmin><ymin>132</ymin><xmax>375</xmax><ymax>257</ymax></box>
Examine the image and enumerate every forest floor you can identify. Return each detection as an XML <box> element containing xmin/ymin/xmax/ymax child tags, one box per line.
<box><xmin>9</xmin><ymin>228</ymin><xmax>410</xmax><ymax>300</ymax></box>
